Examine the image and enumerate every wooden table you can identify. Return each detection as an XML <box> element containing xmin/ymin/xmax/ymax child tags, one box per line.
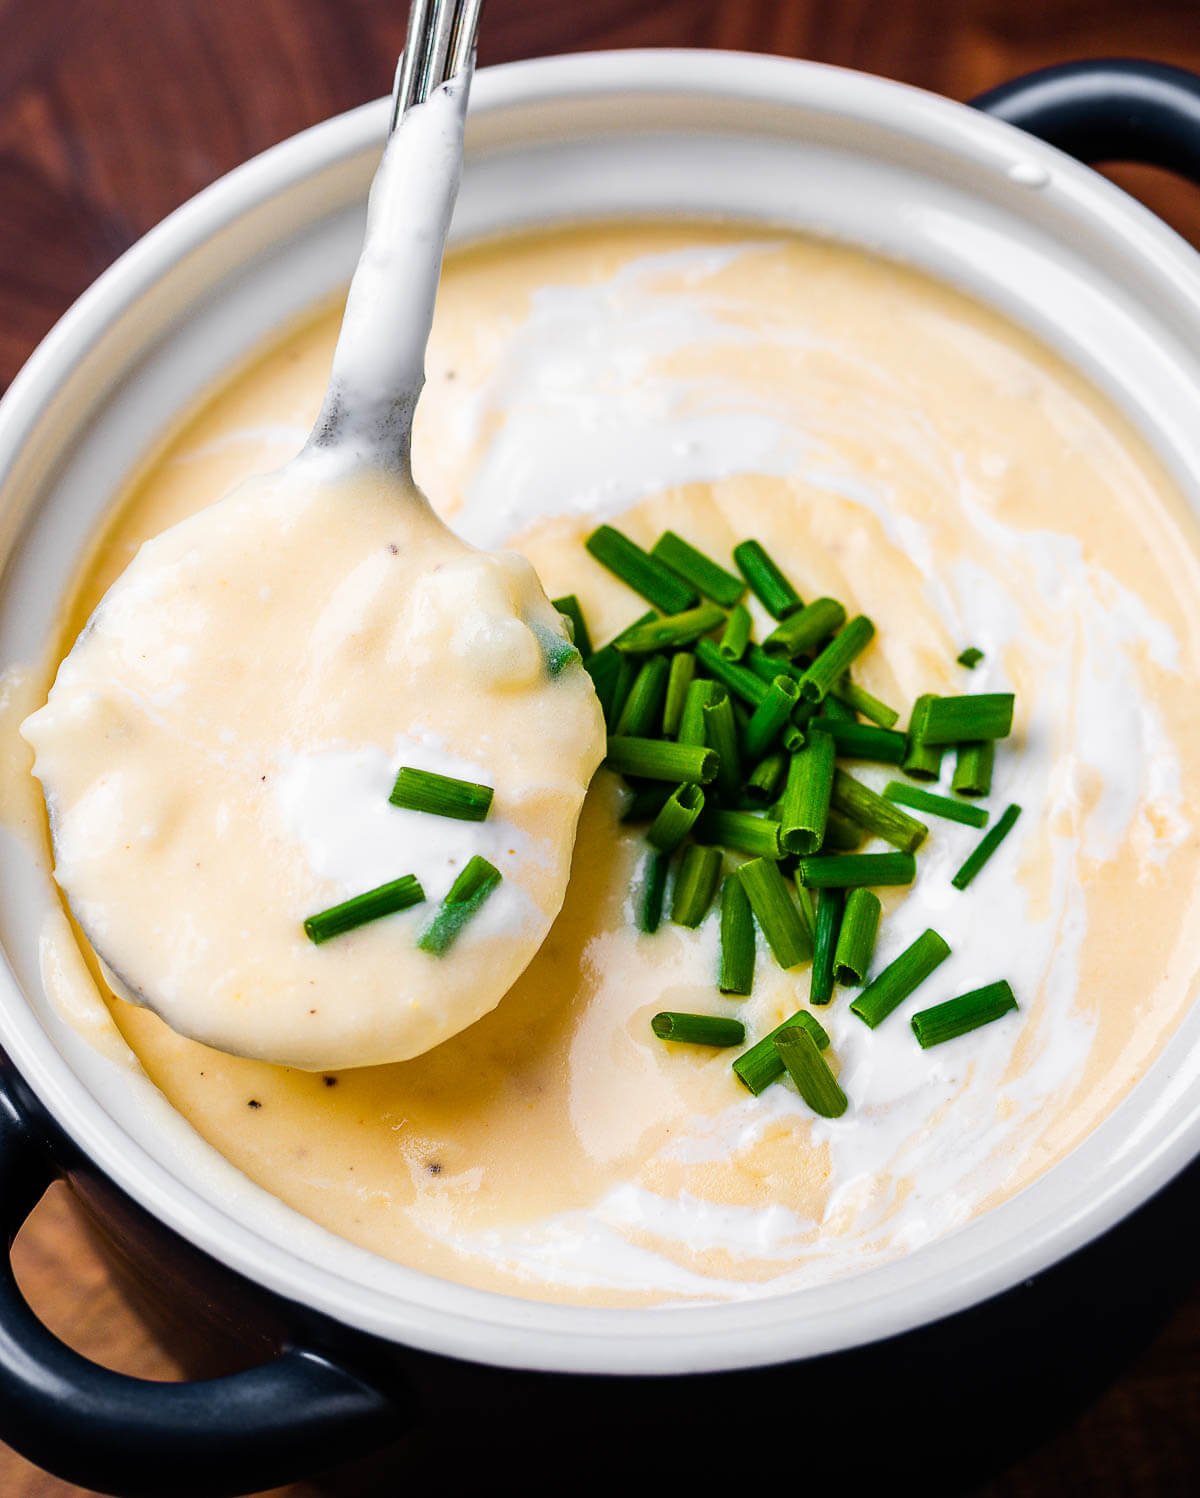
<box><xmin>2</xmin><ymin>3</ymin><xmax>1197</xmax><ymax>1494</ymax></box>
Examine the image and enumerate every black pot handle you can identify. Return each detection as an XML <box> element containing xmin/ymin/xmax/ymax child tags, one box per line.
<box><xmin>971</xmin><ymin>58</ymin><xmax>1200</xmax><ymax>184</ymax></box>
<box><xmin>0</xmin><ymin>1071</ymin><xmax>400</xmax><ymax>1498</ymax></box>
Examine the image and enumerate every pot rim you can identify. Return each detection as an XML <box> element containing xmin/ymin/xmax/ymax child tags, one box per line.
<box><xmin>1</xmin><ymin>48</ymin><xmax>1198</xmax><ymax>1376</ymax></box>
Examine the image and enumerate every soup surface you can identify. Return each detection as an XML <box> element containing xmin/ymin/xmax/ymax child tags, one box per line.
<box><xmin>24</xmin><ymin>222</ymin><xmax>1200</xmax><ymax>1305</ymax></box>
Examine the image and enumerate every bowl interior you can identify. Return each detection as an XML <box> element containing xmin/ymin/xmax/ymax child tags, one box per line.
<box><xmin>0</xmin><ymin>51</ymin><xmax>1198</xmax><ymax>1374</ymax></box>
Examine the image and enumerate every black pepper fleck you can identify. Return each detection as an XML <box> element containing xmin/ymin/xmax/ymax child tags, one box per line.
<box><xmin>247</xmin><ymin>1099</ymin><xmax>262</xmax><ymax>1110</ymax></box>
<box><xmin>427</xmin><ymin>1162</ymin><xmax>442</xmax><ymax>1175</ymax></box>
<box><xmin>323</xmin><ymin>1075</ymin><xmax>338</xmax><ymax>1088</ymax></box>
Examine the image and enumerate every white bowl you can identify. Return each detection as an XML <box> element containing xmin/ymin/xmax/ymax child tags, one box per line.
<box><xmin>1</xmin><ymin>50</ymin><xmax>1198</xmax><ymax>1380</ymax></box>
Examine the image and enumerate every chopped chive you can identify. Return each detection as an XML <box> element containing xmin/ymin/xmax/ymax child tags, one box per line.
<box><xmin>606</xmin><ymin>736</ymin><xmax>718</xmax><ymax>784</ymax></box>
<box><xmin>745</xmin><ymin>751</ymin><xmax>787</xmax><ymax>806</ymax></box>
<box><xmin>850</xmin><ymin>928</ymin><xmax>951</xmax><ymax>1028</ymax></box>
<box><xmin>694</xmin><ymin>638</ymin><xmax>770</xmax><ymax>708</ymax></box>
<box><xmin>621</xmin><ymin>783</ymin><xmax>673</xmax><ymax>823</ymax></box>
<box><xmin>678</xmin><ymin>676</ymin><xmax>719</xmax><ymax>747</ymax></box>
<box><xmin>551</xmin><ymin>594</ymin><xmax>593</xmax><ymax>659</ymax></box>
<box><xmin>819</xmin><ymin>693</ymin><xmax>855</xmax><ymax>722</ymax></box>
<box><xmin>389</xmin><ymin>767</ymin><xmax>494</xmax><ymax>822</ymax></box>
<box><xmin>698</xmin><ymin>809</ymin><xmax>782</xmax><ymax>860</ymax></box>
<box><xmin>823</xmin><ymin>808</ymin><xmax>866</xmax><ymax>851</ymax></box>
<box><xmin>732</xmin><ymin>1009</ymin><xmax>830</xmax><ymax>1095</ymax></box>
<box><xmin>662</xmin><ymin>652</ymin><xmax>697</xmax><ymax>738</ymax></box>
<box><xmin>951</xmin><ymin>803</ymin><xmax>1022</xmax><ymax>890</ymax></box>
<box><xmin>780</xmin><ymin>715</ymin><xmax>811</xmax><ymax>755</ymax></box>
<box><xmin>607</xmin><ymin>609</ymin><xmax>660</xmax><ymax>647</ymax></box>
<box><xmin>882</xmin><ymin>781</ymin><xmax>989</xmax><ymax>828</ymax></box>
<box><xmin>797</xmin><ymin>616</ymin><xmax>875</xmax><ymax>703</ymax></box>
<box><xmin>813</xmin><ymin>718</ymin><xmax>907</xmax><ymax>765</ymax></box>
<box><xmin>304</xmin><ymin>874</ymin><xmax>425</xmax><ymax>944</ymax></box>
<box><xmin>614</xmin><ymin>603</ymin><xmax>726</xmax><ymax>654</ymax></box>
<box><xmin>957</xmin><ymin>646</ymin><xmax>985</xmax><ymax>670</ymax></box>
<box><xmin>701</xmin><ymin>687</ymin><xmax>743</xmax><ymax>803</ymax></box>
<box><xmin>831</xmin><ymin>770</ymin><xmax>928</xmax><ymax>853</ymax></box>
<box><xmin>613</xmin><ymin>654</ymin><xmax>671</xmax><ymax>737</ymax></box>
<box><xmin>743</xmin><ymin>675</ymin><xmax>801</xmax><ymax>761</ymax></box>
<box><xmin>902</xmin><ymin>694</ymin><xmax>945</xmax><ymax>782</ymax></box>
<box><xmin>719</xmin><ymin>604</ymin><xmax>753</xmax><ymax>661</ymax></box>
<box><xmin>746</xmin><ymin>643</ymin><xmax>802</xmax><ymax>686</ymax></box>
<box><xmin>737</xmin><ymin>857</ymin><xmax>812</xmax><ymax>969</ymax></box>
<box><xmin>532</xmin><ymin>619</ymin><xmax>582</xmax><ymax>676</ymax></box>
<box><xmin>671</xmin><ymin>844</ymin><xmax>723</xmax><ymax>927</ymax></box>
<box><xmin>652</xmin><ymin>1011</ymin><xmax>746</xmax><ymax>1046</ymax></box>
<box><xmin>585</xmin><ymin>525</ymin><xmax>698</xmax><ymax>613</ymax></box>
<box><xmin>952</xmin><ymin>740</ymin><xmax>995</xmax><ymax>798</ymax></box>
<box><xmin>833</xmin><ymin>888</ymin><xmax>881</xmax><ymax>985</ymax></box>
<box><xmin>762</xmin><ymin>597</ymin><xmax>847</xmax><ymax>658</ymax></box>
<box><xmin>794</xmin><ymin>882</ymin><xmax>817</xmax><ymax>939</ymax></box>
<box><xmin>584</xmin><ymin>646</ymin><xmax>637</xmax><ymax>728</ymax></box>
<box><xmin>774</xmin><ymin>1026</ymin><xmax>848</xmax><ymax>1117</ymax></box>
<box><xmin>779</xmin><ymin>729</ymin><xmax>835</xmax><ymax>855</ymax></box>
<box><xmin>921</xmin><ymin>693</ymin><xmax>1014</xmax><ymax>745</ymax></box>
<box><xmin>733</xmin><ymin>539</ymin><xmax>803</xmax><ymax>619</ymax></box>
<box><xmin>830</xmin><ymin>679</ymin><xmax>900</xmax><ymax>728</ymax></box>
<box><xmin>912</xmin><ymin>979</ymin><xmax>1018</xmax><ymax>1048</ymax></box>
<box><xmin>809</xmin><ymin>888</ymin><xmax>843</xmax><ymax>1006</ymax></box>
<box><xmin>795</xmin><ymin>851</ymin><xmax>916</xmax><ymax>888</ymax></box>
<box><xmin>719</xmin><ymin>876</ymin><xmax>756</xmax><ymax>996</ymax></box>
<box><xmin>417</xmin><ymin>857</ymin><xmax>501</xmax><ymax>955</ymax></box>
<box><xmin>648</xmin><ymin>783</ymin><xmax>706</xmax><ymax>853</ymax></box>
<box><xmin>639</xmin><ymin>850</ymin><xmax>670</xmax><ymax>934</ymax></box>
<box><xmin>651</xmin><ymin>531</ymin><xmax>746</xmax><ymax>608</ymax></box>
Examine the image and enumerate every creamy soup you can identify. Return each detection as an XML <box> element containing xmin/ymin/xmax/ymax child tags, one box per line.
<box><xmin>19</xmin><ymin>222</ymin><xmax>1200</xmax><ymax>1306</ymax></box>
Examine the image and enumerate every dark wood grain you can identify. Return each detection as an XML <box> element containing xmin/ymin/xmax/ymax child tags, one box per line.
<box><xmin>2</xmin><ymin>3</ymin><xmax>1197</xmax><ymax>1495</ymax></box>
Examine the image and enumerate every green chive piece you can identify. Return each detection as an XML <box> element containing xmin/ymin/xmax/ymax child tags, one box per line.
<box><xmin>648</xmin><ymin>783</ymin><xmax>706</xmax><ymax>853</ymax></box>
<box><xmin>662</xmin><ymin>652</ymin><xmax>697</xmax><ymax>738</ymax></box>
<box><xmin>719</xmin><ymin>876</ymin><xmax>756</xmax><ymax>996</ymax></box>
<box><xmin>809</xmin><ymin>888</ymin><xmax>843</xmax><ymax>1006</ymax></box>
<box><xmin>621</xmin><ymin>784</ymin><xmax>673</xmax><ymax>823</ymax></box>
<box><xmin>389</xmin><ymin>768</ymin><xmax>494</xmax><ymax>822</ymax></box>
<box><xmin>912</xmin><ymin>979</ymin><xmax>1018</xmax><ymax>1048</ymax></box>
<box><xmin>671</xmin><ymin>844</ymin><xmax>723</xmax><ymax>927</ymax></box>
<box><xmin>819</xmin><ymin>694</ymin><xmax>855</xmax><ymax>722</ymax></box>
<box><xmin>613</xmin><ymin>654</ymin><xmax>671</xmax><ymax>737</ymax></box>
<box><xmin>952</xmin><ymin>740</ymin><xmax>995</xmax><ymax>798</ymax></box>
<box><xmin>830</xmin><ymin>679</ymin><xmax>900</xmax><ymax>728</ymax></box>
<box><xmin>651</xmin><ymin>531</ymin><xmax>746</xmax><ymax>608</ymax></box>
<box><xmin>678</xmin><ymin>676</ymin><xmax>719</xmax><ymax>747</ymax></box>
<box><xmin>902</xmin><ymin>694</ymin><xmax>945</xmax><ymax>782</ymax></box>
<box><xmin>719</xmin><ymin>603</ymin><xmax>753</xmax><ymax>662</ymax></box>
<box><xmin>608</xmin><ymin>609</ymin><xmax>660</xmax><ymax>647</ymax></box>
<box><xmin>813</xmin><ymin>718</ymin><xmax>907</xmax><ymax>765</ymax></box>
<box><xmin>551</xmin><ymin>594</ymin><xmax>593</xmax><ymax>660</ymax></box>
<box><xmin>651</xmin><ymin>1011</ymin><xmax>746</xmax><ymax>1046</ymax></box>
<box><xmin>698</xmin><ymin>809</ymin><xmax>782</xmax><ymax>860</ymax></box>
<box><xmin>797</xmin><ymin>616</ymin><xmax>875</xmax><ymax>703</ymax></box>
<box><xmin>584</xmin><ymin>646</ymin><xmax>635</xmax><ymax>728</ymax></box>
<box><xmin>614</xmin><ymin>603</ymin><xmax>726</xmax><ymax>655</ymax></box>
<box><xmin>745</xmin><ymin>751</ymin><xmax>787</xmax><ymax>806</ymax></box>
<box><xmin>737</xmin><ymin>857</ymin><xmax>812</xmax><ymax>968</ymax></box>
<box><xmin>694</xmin><ymin>638</ymin><xmax>770</xmax><ymax>708</ymax></box>
<box><xmin>745</xmin><ymin>644</ymin><xmax>802</xmax><ymax>686</ymax></box>
<box><xmin>606</xmin><ymin>736</ymin><xmax>718</xmax><ymax>784</ymax></box>
<box><xmin>732</xmin><ymin>1009</ymin><xmax>830</xmax><ymax>1094</ymax></box>
<box><xmin>702</xmin><ymin>687</ymin><xmax>743</xmax><ymax>803</ymax></box>
<box><xmin>779</xmin><ymin>729</ymin><xmax>835</xmax><ymax>855</ymax></box>
<box><xmin>823</xmin><ymin>808</ymin><xmax>866</xmax><ymax>851</ymax></box>
<box><xmin>833</xmin><ymin>888</ymin><xmax>881</xmax><ymax>986</ymax></box>
<box><xmin>795</xmin><ymin>851</ymin><xmax>917</xmax><ymax>888</ymax></box>
<box><xmin>831</xmin><ymin>770</ymin><xmax>928</xmax><ymax>853</ymax></box>
<box><xmin>793</xmin><ymin>881</ymin><xmax>817</xmax><ymax>939</ymax></box>
<box><xmin>957</xmin><ymin>647</ymin><xmax>985</xmax><ymax>669</ymax></box>
<box><xmin>951</xmin><ymin>803</ymin><xmax>1022</xmax><ymax>890</ymax></box>
<box><xmin>850</xmin><ymin>928</ymin><xmax>951</xmax><ymax>1028</ymax></box>
<box><xmin>774</xmin><ymin>1026</ymin><xmax>848</xmax><ymax>1117</ymax></box>
<box><xmin>883</xmin><ymin>781</ymin><xmax>989</xmax><ymax>828</ymax></box>
<box><xmin>733</xmin><ymin>540</ymin><xmax>803</xmax><ymax>619</ymax></box>
<box><xmin>586</xmin><ymin>525</ymin><xmax>698</xmax><ymax>613</ymax></box>
<box><xmin>762</xmin><ymin>597</ymin><xmax>847</xmax><ymax>658</ymax></box>
<box><xmin>921</xmin><ymin>693</ymin><xmax>1014</xmax><ymax>745</ymax></box>
<box><xmin>742</xmin><ymin>675</ymin><xmax>801</xmax><ymax>761</ymax></box>
<box><xmin>305</xmin><ymin>874</ymin><xmax>425</xmax><ymax>944</ymax></box>
<box><xmin>417</xmin><ymin>857</ymin><xmax>501</xmax><ymax>956</ymax></box>
<box><xmin>531</xmin><ymin>619</ymin><xmax>582</xmax><ymax>677</ymax></box>
<box><xmin>639</xmin><ymin>850</ymin><xmax>670</xmax><ymax>934</ymax></box>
